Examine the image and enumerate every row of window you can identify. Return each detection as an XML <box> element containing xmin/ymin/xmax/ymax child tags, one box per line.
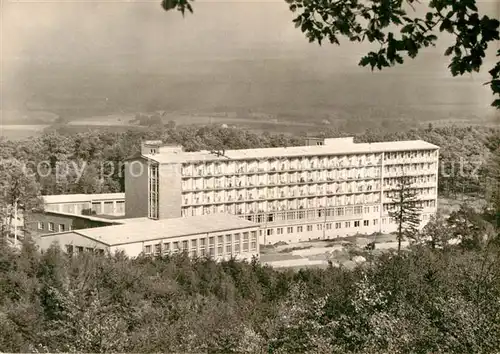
<box><xmin>384</xmin><ymin>188</ymin><xmax>436</xmax><ymax>198</ymax></box>
<box><xmin>181</xmin><ymin>154</ymin><xmax>385</xmax><ymax>176</ymax></box>
<box><xmin>38</xmin><ymin>221</ymin><xmax>71</xmax><ymax>233</ymax></box>
<box><xmin>46</xmin><ymin>201</ymin><xmax>125</xmax><ymax>216</ymax></box>
<box><xmin>182</xmin><ymin>191</ymin><xmax>383</xmax><ymax>208</ymax></box>
<box><xmin>65</xmin><ymin>245</ymin><xmax>104</xmax><ymax>255</ymax></box>
<box><xmin>180</xmin><ymin>152</ymin><xmax>437</xmax><ymax>178</ymax></box>
<box><xmin>264</xmin><ymin>213</ymin><xmax>433</xmax><ymax>236</ymax></box>
<box><xmin>384</xmin><ymin>175</ymin><xmax>436</xmax><ymax>186</ymax></box>
<box><xmin>143</xmin><ymin>231</ymin><xmax>258</xmax><ymax>258</ymax></box>
<box><xmin>91</xmin><ymin>200</ymin><xmax>125</xmax><ymax>215</ymax></box>
<box><xmin>182</xmin><ymin>181</ymin><xmax>382</xmax><ymax>200</ymax></box>
<box><xmin>181</xmin><ymin>196</ymin><xmax>385</xmax><ymax>216</ymax></box>
<box><xmin>383</xmin><ymin>163</ymin><xmax>436</xmax><ymax>174</ymax></box>
<box><xmin>268</xmin><ymin>219</ymin><xmax>379</xmax><ymax>235</ymax></box>
<box><xmin>183</xmin><ymin>206</ymin><xmax>382</xmax><ymax>224</ymax></box>
<box><xmin>384</xmin><ymin>150</ymin><xmax>437</xmax><ymax>161</ymax></box>
<box><xmin>181</xmin><ymin>168</ymin><xmax>383</xmax><ymax>189</ymax></box>
<box><xmin>383</xmin><ymin>200</ymin><xmax>436</xmax><ymax>211</ymax></box>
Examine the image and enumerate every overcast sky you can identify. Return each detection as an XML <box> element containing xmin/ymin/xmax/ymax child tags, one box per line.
<box><xmin>2</xmin><ymin>0</ymin><xmax>499</xmax><ymax>119</ymax></box>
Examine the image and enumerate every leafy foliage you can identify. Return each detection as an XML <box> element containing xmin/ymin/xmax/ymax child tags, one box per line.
<box><xmin>1</xmin><ymin>124</ymin><xmax>498</xmax><ymax>197</ymax></box>
<box><xmin>1</xmin><ymin>239</ymin><xmax>500</xmax><ymax>352</ymax></box>
<box><xmin>285</xmin><ymin>0</ymin><xmax>500</xmax><ymax>108</ymax></box>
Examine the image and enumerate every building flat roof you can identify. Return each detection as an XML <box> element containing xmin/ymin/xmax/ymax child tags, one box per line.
<box><xmin>142</xmin><ymin>139</ymin><xmax>439</xmax><ymax>164</ymax></box>
<box><xmin>42</xmin><ymin>193</ymin><xmax>125</xmax><ymax>204</ymax></box>
<box><xmin>43</xmin><ymin>214</ymin><xmax>259</xmax><ymax>246</ymax></box>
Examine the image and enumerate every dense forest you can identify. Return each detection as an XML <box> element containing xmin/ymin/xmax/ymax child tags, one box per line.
<box><xmin>0</xmin><ymin>124</ymin><xmax>499</xmax><ymax>198</ymax></box>
<box><xmin>0</xmin><ymin>124</ymin><xmax>499</xmax><ymax>352</ymax></box>
<box><xmin>0</xmin><ymin>236</ymin><xmax>500</xmax><ymax>353</ymax></box>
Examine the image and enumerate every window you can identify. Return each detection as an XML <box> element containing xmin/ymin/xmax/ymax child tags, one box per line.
<box><xmin>317</xmin><ymin>224</ymin><xmax>323</xmax><ymax>230</ymax></box>
<box><xmin>76</xmin><ymin>246</ymin><xmax>84</xmax><ymax>254</ymax></box>
<box><xmin>92</xmin><ymin>202</ymin><xmax>102</xmax><ymax>215</ymax></box>
<box><xmin>243</xmin><ymin>232</ymin><xmax>249</xmax><ymax>252</ymax></box>
<box><xmin>37</xmin><ymin>222</ymin><xmax>44</xmax><ymax>230</ymax></box>
<box><xmin>354</xmin><ymin>206</ymin><xmax>363</xmax><ymax>215</ymax></box>
<box><xmin>266</xmin><ymin>229</ymin><xmax>273</xmax><ymax>236</ymax></box>
<box><xmin>217</xmin><ymin>235</ymin><xmax>224</xmax><ymax>255</ymax></box>
<box><xmin>297</xmin><ymin>226</ymin><xmax>303</xmax><ymax>233</ymax></box>
<box><xmin>148</xmin><ymin>164</ymin><xmax>159</xmax><ymax>219</ymax></box>
<box><xmin>287</xmin><ymin>226</ymin><xmax>293</xmax><ymax>234</ymax></box>
<box><xmin>363</xmin><ymin>220</ymin><xmax>369</xmax><ymax>226</ymax></box>
<box><xmin>209</xmin><ymin>237</ymin><xmax>215</xmax><ymax>257</ymax></box>
<box><xmin>354</xmin><ymin>221</ymin><xmax>360</xmax><ymax>227</ymax></box>
<box><xmin>326</xmin><ymin>223</ymin><xmax>332</xmax><ymax>230</ymax></box>
<box><xmin>335</xmin><ymin>222</ymin><xmax>341</xmax><ymax>229</ymax></box>
<box><xmin>154</xmin><ymin>244</ymin><xmax>161</xmax><ymax>254</ymax></box>
<box><xmin>200</xmin><ymin>238</ymin><xmax>206</xmax><ymax>256</ymax></box>
<box><xmin>191</xmin><ymin>239</ymin><xmax>197</xmax><ymax>250</ymax></box>
<box><xmin>116</xmin><ymin>201</ymin><xmax>125</xmax><ymax>215</ymax></box>
<box><xmin>182</xmin><ymin>240</ymin><xmax>188</xmax><ymax>251</ymax></box>
<box><xmin>58</xmin><ymin>224</ymin><xmax>65</xmax><ymax>232</ymax></box>
<box><xmin>277</xmin><ymin>228</ymin><xmax>284</xmax><ymax>235</ymax></box>
<box><xmin>173</xmin><ymin>242</ymin><xmax>180</xmax><ymax>252</ymax></box>
<box><xmin>163</xmin><ymin>243</ymin><xmax>171</xmax><ymax>254</ymax></box>
<box><xmin>307</xmin><ymin>225</ymin><xmax>313</xmax><ymax>232</ymax></box>
<box><xmin>364</xmin><ymin>206</ymin><xmax>370</xmax><ymax>213</ymax></box>
<box><xmin>234</xmin><ymin>234</ymin><xmax>241</xmax><ymax>254</ymax></box>
<box><xmin>145</xmin><ymin>245</ymin><xmax>152</xmax><ymax>254</ymax></box>
<box><xmin>225</xmin><ymin>235</ymin><xmax>232</xmax><ymax>253</ymax></box>
<box><xmin>250</xmin><ymin>231</ymin><xmax>257</xmax><ymax>251</ymax></box>
<box><xmin>65</xmin><ymin>245</ymin><xmax>73</xmax><ymax>255</ymax></box>
<box><xmin>103</xmin><ymin>201</ymin><xmax>114</xmax><ymax>215</ymax></box>
<box><xmin>373</xmin><ymin>219</ymin><xmax>378</xmax><ymax>225</ymax></box>
<box><xmin>86</xmin><ymin>247</ymin><xmax>94</xmax><ymax>253</ymax></box>
<box><xmin>345</xmin><ymin>222</ymin><xmax>351</xmax><ymax>228</ymax></box>
<box><xmin>48</xmin><ymin>222</ymin><xmax>54</xmax><ymax>232</ymax></box>
<box><xmin>374</xmin><ymin>206</ymin><xmax>379</xmax><ymax>212</ymax></box>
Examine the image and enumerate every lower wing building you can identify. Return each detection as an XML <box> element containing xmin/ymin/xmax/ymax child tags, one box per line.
<box><xmin>37</xmin><ymin>213</ymin><xmax>260</xmax><ymax>261</ymax></box>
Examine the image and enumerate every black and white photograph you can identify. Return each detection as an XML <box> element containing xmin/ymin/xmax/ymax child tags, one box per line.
<box><xmin>1</xmin><ymin>0</ymin><xmax>499</xmax><ymax>351</ymax></box>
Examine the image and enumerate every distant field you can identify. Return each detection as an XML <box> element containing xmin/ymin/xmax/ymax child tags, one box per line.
<box><xmin>67</xmin><ymin>114</ymin><xmax>138</xmax><ymax>126</ymax></box>
<box><xmin>1</xmin><ymin>110</ymin><xmax>59</xmax><ymax>125</ymax></box>
<box><xmin>0</xmin><ymin>125</ymin><xmax>51</xmax><ymax>140</ymax></box>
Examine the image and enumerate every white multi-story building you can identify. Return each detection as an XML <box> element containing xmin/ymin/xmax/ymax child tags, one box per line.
<box><xmin>125</xmin><ymin>137</ymin><xmax>439</xmax><ymax>244</ymax></box>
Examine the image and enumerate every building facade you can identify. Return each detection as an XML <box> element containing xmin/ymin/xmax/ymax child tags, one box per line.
<box><xmin>28</xmin><ymin>211</ymin><xmax>120</xmax><ymax>237</ymax></box>
<box><xmin>38</xmin><ymin>214</ymin><xmax>260</xmax><ymax>261</ymax></box>
<box><xmin>43</xmin><ymin>193</ymin><xmax>126</xmax><ymax>216</ymax></box>
<box><xmin>125</xmin><ymin>138</ymin><xmax>439</xmax><ymax>244</ymax></box>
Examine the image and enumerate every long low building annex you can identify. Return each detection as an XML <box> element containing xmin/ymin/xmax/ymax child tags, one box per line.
<box><xmin>42</xmin><ymin>193</ymin><xmax>125</xmax><ymax>216</ymax></box>
<box><xmin>38</xmin><ymin>213</ymin><xmax>260</xmax><ymax>261</ymax></box>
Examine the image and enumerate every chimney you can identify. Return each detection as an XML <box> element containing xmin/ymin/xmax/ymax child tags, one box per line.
<box><xmin>141</xmin><ymin>140</ymin><xmax>162</xmax><ymax>155</ymax></box>
<box><xmin>141</xmin><ymin>140</ymin><xmax>183</xmax><ymax>155</ymax></box>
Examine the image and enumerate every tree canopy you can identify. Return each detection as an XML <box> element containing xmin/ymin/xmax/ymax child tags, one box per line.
<box><xmin>161</xmin><ymin>0</ymin><xmax>500</xmax><ymax>109</ymax></box>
